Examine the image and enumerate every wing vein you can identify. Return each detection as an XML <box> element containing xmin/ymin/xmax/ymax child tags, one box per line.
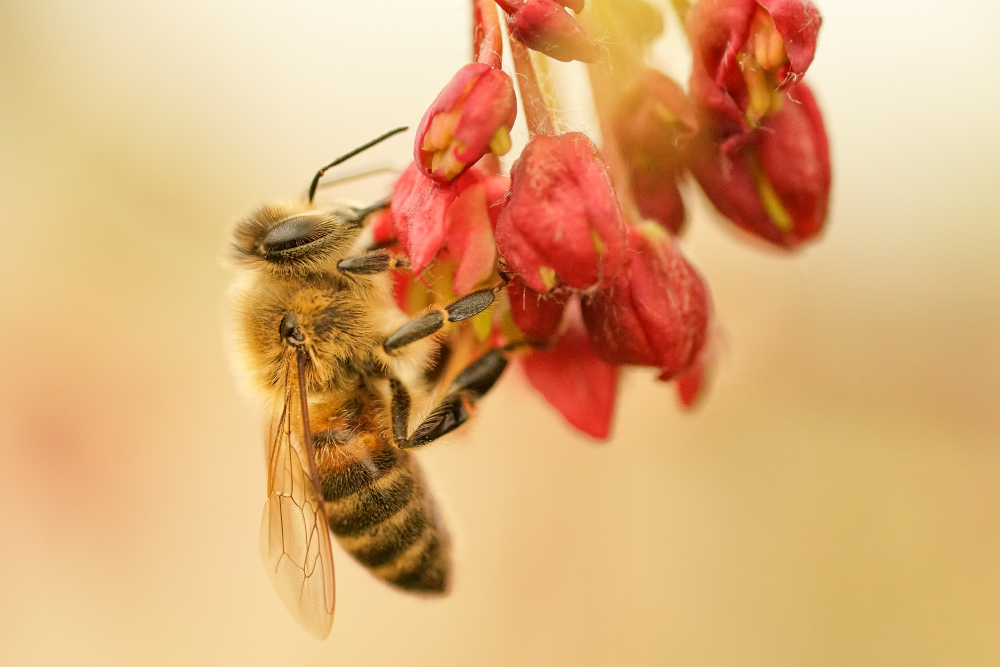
<box><xmin>259</xmin><ymin>348</ymin><xmax>335</xmax><ymax>639</ymax></box>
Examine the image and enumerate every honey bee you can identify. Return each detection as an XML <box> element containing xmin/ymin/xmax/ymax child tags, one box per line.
<box><xmin>227</xmin><ymin>128</ymin><xmax>509</xmax><ymax>638</ymax></box>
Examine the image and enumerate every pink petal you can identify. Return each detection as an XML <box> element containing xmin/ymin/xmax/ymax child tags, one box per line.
<box><xmin>523</xmin><ymin>304</ymin><xmax>619</xmax><ymax>439</ymax></box>
<box><xmin>446</xmin><ymin>184</ymin><xmax>498</xmax><ymax>295</ymax></box>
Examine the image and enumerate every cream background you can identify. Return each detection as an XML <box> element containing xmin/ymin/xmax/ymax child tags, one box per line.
<box><xmin>0</xmin><ymin>0</ymin><xmax>998</xmax><ymax>664</ymax></box>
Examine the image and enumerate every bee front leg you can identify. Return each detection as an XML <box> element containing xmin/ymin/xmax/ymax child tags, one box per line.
<box><xmin>394</xmin><ymin>349</ymin><xmax>509</xmax><ymax>450</ymax></box>
<box><xmin>337</xmin><ymin>251</ymin><xmax>409</xmax><ymax>276</ymax></box>
<box><xmin>382</xmin><ymin>288</ymin><xmax>500</xmax><ymax>355</ymax></box>
<box><xmin>345</xmin><ymin>196</ymin><xmax>391</xmax><ymax>225</ymax></box>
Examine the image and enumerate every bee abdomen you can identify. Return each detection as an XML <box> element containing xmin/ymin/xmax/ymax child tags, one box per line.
<box><xmin>326</xmin><ymin>467</ymin><xmax>415</xmax><ymax>536</ymax></box>
<box><xmin>320</xmin><ymin>437</ymin><xmax>450</xmax><ymax>594</ymax></box>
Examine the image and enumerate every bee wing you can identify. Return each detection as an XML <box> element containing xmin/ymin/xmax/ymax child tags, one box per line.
<box><xmin>259</xmin><ymin>351</ymin><xmax>335</xmax><ymax>639</ymax></box>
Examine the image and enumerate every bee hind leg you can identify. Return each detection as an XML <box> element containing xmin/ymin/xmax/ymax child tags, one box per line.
<box><xmin>395</xmin><ymin>349</ymin><xmax>508</xmax><ymax>449</ymax></box>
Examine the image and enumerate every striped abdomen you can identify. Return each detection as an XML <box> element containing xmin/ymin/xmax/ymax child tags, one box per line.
<box><xmin>314</xmin><ymin>429</ymin><xmax>450</xmax><ymax>594</ymax></box>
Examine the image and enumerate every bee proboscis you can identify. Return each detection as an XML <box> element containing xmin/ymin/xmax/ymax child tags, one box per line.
<box><xmin>228</xmin><ymin>128</ymin><xmax>509</xmax><ymax>638</ymax></box>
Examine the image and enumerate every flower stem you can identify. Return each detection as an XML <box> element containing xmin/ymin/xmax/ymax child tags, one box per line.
<box><xmin>579</xmin><ymin>2</ymin><xmax>641</xmax><ymax>222</ymax></box>
<box><xmin>510</xmin><ymin>38</ymin><xmax>555</xmax><ymax>135</ymax></box>
<box><xmin>584</xmin><ymin>58</ymin><xmax>640</xmax><ymax>223</ymax></box>
<box><xmin>473</xmin><ymin>0</ymin><xmax>503</xmax><ymax>68</ymax></box>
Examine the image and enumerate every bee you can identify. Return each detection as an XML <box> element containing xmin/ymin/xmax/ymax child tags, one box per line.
<box><xmin>227</xmin><ymin>128</ymin><xmax>509</xmax><ymax>639</ymax></box>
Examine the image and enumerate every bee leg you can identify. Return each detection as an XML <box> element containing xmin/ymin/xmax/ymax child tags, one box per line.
<box><xmin>383</xmin><ymin>288</ymin><xmax>498</xmax><ymax>355</ymax></box>
<box><xmin>345</xmin><ymin>196</ymin><xmax>391</xmax><ymax>226</ymax></box>
<box><xmin>388</xmin><ymin>377</ymin><xmax>412</xmax><ymax>444</ymax></box>
<box><xmin>400</xmin><ymin>349</ymin><xmax>508</xmax><ymax>449</ymax></box>
<box><xmin>337</xmin><ymin>251</ymin><xmax>409</xmax><ymax>276</ymax></box>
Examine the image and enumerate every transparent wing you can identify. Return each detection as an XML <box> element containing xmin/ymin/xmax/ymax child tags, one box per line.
<box><xmin>259</xmin><ymin>352</ymin><xmax>335</xmax><ymax>639</ymax></box>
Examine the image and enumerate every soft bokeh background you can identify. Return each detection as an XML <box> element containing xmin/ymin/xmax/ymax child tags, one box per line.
<box><xmin>1</xmin><ymin>0</ymin><xmax>998</xmax><ymax>664</ymax></box>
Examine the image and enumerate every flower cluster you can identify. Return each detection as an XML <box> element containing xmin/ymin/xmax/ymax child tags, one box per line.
<box><xmin>372</xmin><ymin>0</ymin><xmax>828</xmax><ymax>439</ymax></box>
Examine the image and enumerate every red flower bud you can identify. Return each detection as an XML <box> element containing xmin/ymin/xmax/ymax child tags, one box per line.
<box><xmin>415</xmin><ymin>63</ymin><xmax>517</xmax><ymax>183</ymax></box>
<box><xmin>507</xmin><ymin>277</ymin><xmax>567</xmax><ymax>344</ymax></box>
<box><xmin>495</xmin><ymin>0</ymin><xmax>600</xmax><ymax>63</ymax></box>
<box><xmin>495</xmin><ymin>132</ymin><xmax>628</xmax><ymax>293</ymax></box>
<box><xmin>522</xmin><ymin>302</ymin><xmax>619</xmax><ymax>439</ymax></box>
<box><xmin>685</xmin><ymin>82</ymin><xmax>830</xmax><ymax>248</ymax></box>
<box><xmin>613</xmin><ymin>70</ymin><xmax>699</xmax><ymax>234</ymax></box>
<box><xmin>581</xmin><ymin>223</ymin><xmax>710</xmax><ymax>379</ymax></box>
<box><xmin>688</xmin><ymin>0</ymin><xmax>821</xmax><ymax>146</ymax></box>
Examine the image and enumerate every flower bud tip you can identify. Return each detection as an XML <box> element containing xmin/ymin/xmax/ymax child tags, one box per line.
<box><xmin>539</xmin><ymin>266</ymin><xmax>558</xmax><ymax>291</ymax></box>
<box><xmin>489</xmin><ymin>126</ymin><xmax>512</xmax><ymax>156</ymax></box>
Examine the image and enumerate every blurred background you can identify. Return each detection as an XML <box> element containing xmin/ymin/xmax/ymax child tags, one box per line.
<box><xmin>1</xmin><ymin>0</ymin><xmax>998</xmax><ymax>664</ymax></box>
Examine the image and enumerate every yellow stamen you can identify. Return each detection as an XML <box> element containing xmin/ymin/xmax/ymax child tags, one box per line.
<box><xmin>430</xmin><ymin>149</ymin><xmax>445</xmax><ymax>174</ymax></box>
<box><xmin>489</xmin><ymin>125</ymin><xmax>512</xmax><ymax>156</ymax></box>
<box><xmin>538</xmin><ymin>266</ymin><xmax>558</xmax><ymax>291</ymax></box>
<box><xmin>590</xmin><ymin>228</ymin><xmax>606</xmax><ymax>256</ymax></box>
<box><xmin>739</xmin><ymin>8</ymin><xmax>789</xmax><ymax>127</ymax></box>
<box><xmin>424</xmin><ymin>111</ymin><xmax>459</xmax><ymax>152</ymax></box>
<box><xmin>471</xmin><ymin>310</ymin><xmax>493</xmax><ymax>341</ymax></box>
<box><xmin>439</xmin><ymin>144</ymin><xmax>467</xmax><ymax>181</ymax></box>
<box><xmin>750</xmin><ymin>7</ymin><xmax>787</xmax><ymax>71</ymax></box>
<box><xmin>750</xmin><ymin>155</ymin><xmax>794</xmax><ymax>232</ymax></box>
<box><xmin>740</xmin><ymin>53</ymin><xmax>772</xmax><ymax>128</ymax></box>
<box><xmin>636</xmin><ymin>221</ymin><xmax>669</xmax><ymax>244</ymax></box>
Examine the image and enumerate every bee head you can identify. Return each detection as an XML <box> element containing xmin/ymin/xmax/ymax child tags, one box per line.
<box><xmin>230</xmin><ymin>202</ymin><xmax>360</xmax><ymax>276</ymax></box>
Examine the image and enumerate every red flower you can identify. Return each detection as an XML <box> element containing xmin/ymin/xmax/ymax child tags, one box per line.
<box><xmin>495</xmin><ymin>0</ymin><xmax>600</xmax><ymax>63</ymax></box>
<box><xmin>495</xmin><ymin>132</ymin><xmax>628</xmax><ymax>294</ymax></box>
<box><xmin>688</xmin><ymin>0</ymin><xmax>821</xmax><ymax>148</ymax></box>
<box><xmin>581</xmin><ymin>223</ymin><xmax>710</xmax><ymax>379</ymax></box>
<box><xmin>391</xmin><ymin>163</ymin><xmax>457</xmax><ymax>273</ymax></box>
<box><xmin>685</xmin><ymin>82</ymin><xmax>830</xmax><ymax>248</ymax></box>
<box><xmin>367</xmin><ymin>208</ymin><xmax>396</xmax><ymax>246</ymax></box>
<box><xmin>612</xmin><ymin>70</ymin><xmax>699</xmax><ymax>234</ymax></box>
<box><xmin>391</xmin><ymin>162</ymin><xmax>509</xmax><ymax>281</ymax></box>
<box><xmin>415</xmin><ymin>62</ymin><xmax>517</xmax><ymax>183</ymax></box>
<box><xmin>507</xmin><ymin>277</ymin><xmax>567</xmax><ymax>345</ymax></box>
<box><xmin>440</xmin><ymin>173</ymin><xmax>510</xmax><ymax>294</ymax></box>
<box><xmin>522</xmin><ymin>302</ymin><xmax>619</xmax><ymax>439</ymax></box>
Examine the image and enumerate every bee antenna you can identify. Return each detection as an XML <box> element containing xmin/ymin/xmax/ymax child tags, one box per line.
<box><xmin>308</xmin><ymin>126</ymin><xmax>409</xmax><ymax>204</ymax></box>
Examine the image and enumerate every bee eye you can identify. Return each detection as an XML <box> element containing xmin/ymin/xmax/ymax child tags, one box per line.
<box><xmin>260</xmin><ymin>216</ymin><xmax>327</xmax><ymax>254</ymax></box>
